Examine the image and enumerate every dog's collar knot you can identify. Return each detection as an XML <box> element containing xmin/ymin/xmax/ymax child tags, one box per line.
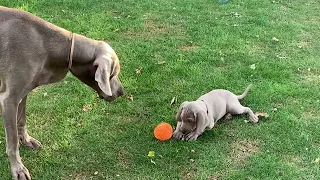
<box><xmin>201</xmin><ymin>100</ymin><xmax>209</xmax><ymax>114</ymax></box>
<box><xmin>68</xmin><ymin>32</ymin><xmax>75</xmax><ymax>70</ymax></box>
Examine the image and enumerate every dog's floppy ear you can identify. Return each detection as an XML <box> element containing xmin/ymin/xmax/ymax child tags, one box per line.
<box><xmin>94</xmin><ymin>55</ymin><xmax>114</xmax><ymax>96</ymax></box>
<box><xmin>176</xmin><ymin>101</ymin><xmax>188</xmax><ymax>122</ymax></box>
<box><xmin>194</xmin><ymin>111</ymin><xmax>207</xmax><ymax>123</ymax></box>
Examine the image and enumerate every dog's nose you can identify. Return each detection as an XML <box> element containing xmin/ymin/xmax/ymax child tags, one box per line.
<box><xmin>181</xmin><ymin>129</ymin><xmax>188</xmax><ymax>134</ymax></box>
<box><xmin>117</xmin><ymin>87</ymin><xmax>125</xmax><ymax>96</ymax></box>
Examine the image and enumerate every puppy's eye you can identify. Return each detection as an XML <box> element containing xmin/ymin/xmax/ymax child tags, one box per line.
<box><xmin>187</xmin><ymin>118</ymin><xmax>193</xmax><ymax>122</ymax></box>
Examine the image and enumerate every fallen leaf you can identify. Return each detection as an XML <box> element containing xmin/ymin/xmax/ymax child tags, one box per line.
<box><xmin>314</xmin><ymin>158</ymin><xmax>320</xmax><ymax>163</ymax></box>
<box><xmin>136</xmin><ymin>67</ymin><xmax>142</xmax><ymax>75</ymax></box>
<box><xmin>276</xmin><ymin>54</ymin><xmax>288</xmax><ymax>59</ymax></box>
<box><xmin>157</xmin><ymin>61</ymin><xmax>166</xmax><ymax>65</ymax></box>
<box><xmin>250</xmin><ymin>64</ymin><xmax>256</xmax><ymax>70</ymax></box>
<box><xmin>150</xmin><ymin>159</ymin><xmax>156</xmax><ymax>165</ymax></box>
<box><xmin>255</xmin><ymin>112</ymin><xmax>269</xmax><ymax>118</ymax></box>
<box><xmin>191</xmin><ymin>150</ymin><xmax>195</xmax><ymax>153</ymax></box>
<box><xmin>94</xmin><ymin>171</ymin><xmax>98</xmax><ymax>175</ymax></box>
<box><xmin>116</xmin><ymin>174</ymin><xmax>120</xmax><ymax>177</ymax></box>
<box><xmin>148</xmin><ymin>151</ymin><xmax>155</xmax><ymax>157</ymax></box>
<box><xmin>170</xmin><ymin>97</ymin><xmax>177</xmax><ymax>105</ymax></box>
<box><xmin>244</xmin><ymin>120</ymin><xmax>249</xmax><ymax>123</ymax></box>
<box><xmin>82</xmin><ymin>105</ymin><xmax>92</xmax><ymax>112</ymax></box>
<box><xmin>113</xmin><ymin>28</ymin><xmax>119</xmax><ymax>32</ymax></box>
<box><xmin>190</xmin><ymin>159</ymin><xmax>195</xmax><ymax>162</ymax></box>
<box><xmin>126</xmin><ymin>94</ymin><xmax>133</xmax><ymax>101</ymax></box>
<box><xmin>272</xmin><ymin>108</ymin><xmax>278</xmax><ymax>112</ymax></box>
<box><xmin>76</xmin><ymin>123</ymin><xmax>83</xmax><ymax>128</ymax></box>
<box><xmin>272</xmin><ymin>37</ymin><xmax>279</xmax><ymax>42</ymax></box>
<box><xmin>43</xmin><ymin>92</ymin><xmax>48</xmax><ymax>97</ymax></box>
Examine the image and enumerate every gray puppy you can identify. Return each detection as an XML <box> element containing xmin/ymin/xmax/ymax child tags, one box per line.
<box><xmin>173</xmin><ymin>84</ymin><xmax>258</xmax><ymax>141</ymax></box>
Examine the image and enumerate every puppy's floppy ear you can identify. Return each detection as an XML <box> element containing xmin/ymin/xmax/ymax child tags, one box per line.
<box><xmin>94</xmin><ymin>55</ymin><xmax>114</xmax><ymax>96</ymax></box>
<box><xmin>194</xmin><ymin>111</ymin><xmax>207</xmax><ymax>126</ymax></box>
<box><xmin>176</xmin><ymin>101</ymin><xmax>188</xmax><ymax>122</ymax></box>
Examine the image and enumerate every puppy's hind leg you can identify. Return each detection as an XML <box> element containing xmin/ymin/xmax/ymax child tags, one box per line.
<box><xmin>227</xmin><ymin>103</ymin><xmax>258</xmax><ymax>123</ymax></box>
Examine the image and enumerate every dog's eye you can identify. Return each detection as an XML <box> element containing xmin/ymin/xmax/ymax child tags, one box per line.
<box><xmin>187</xmin><ymin>118</ymin><xmax>193</xmax><ymax>122</ymax></box>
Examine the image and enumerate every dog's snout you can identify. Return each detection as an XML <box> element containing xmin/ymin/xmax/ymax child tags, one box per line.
<box><xmin>117</xmin><ymin>87</ymin><xmax>125</xmax><ymax>96</ymax></box>
<box><xmin>181</xmin><ymin>129</ymin><xmax>188</xmax><ymax>134</ymax></box>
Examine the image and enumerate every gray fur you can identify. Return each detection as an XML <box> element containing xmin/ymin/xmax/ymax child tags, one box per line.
<box><xmin>173</xmin><ymin>84</ymin><xmax>258</xmax><ymax>141</ymax></box>
<box><xmin>0</xmin><ymin>6</ymin><xmax>124</xmax><ymax>179</ymax></box>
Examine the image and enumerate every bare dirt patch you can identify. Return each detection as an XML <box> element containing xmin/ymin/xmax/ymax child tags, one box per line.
<box><xmin>118</xmin><ymin>149</ymin><xmax>130</xmax><ymax>167</ymax></box>
<box><xmin>179</xmin><ymin>45</ymin><xmax>200</xmax><ymax>51</ymax></box>
<box><xmin>231</xmin><ymin>139</ymin><xmax>260</xmax><ymax>162</ymax></box>
<box><xmin>181</xmin><ymin>168</ymin><xmax>197</xmax><ymax>180</ymax></box>
<box><xmin>123</xmin><ymin>14</ymin><xmax>186</xmax><ymax>39</ymax></box>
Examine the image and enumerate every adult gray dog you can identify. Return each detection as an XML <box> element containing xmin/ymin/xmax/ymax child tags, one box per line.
<box><xmin>173</xmin><ymin>84</ymin><xmax>258</xmax><ymax>141</ymax></box>
<box><xmin>0</xmin><ymin>6</ymin><xmax>124</xmax><ymax>180</ymax></box>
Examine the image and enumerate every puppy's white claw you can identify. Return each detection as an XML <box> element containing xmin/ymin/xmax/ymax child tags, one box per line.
<box><xmin>173</xmin><ymin>131</ymin><xmax>184</xmax><ymax>140</ymax></box>
<box><xmin>185</xmin><ymin>132</ymin><xmax>198</xmax><ymax>141</ymax></box>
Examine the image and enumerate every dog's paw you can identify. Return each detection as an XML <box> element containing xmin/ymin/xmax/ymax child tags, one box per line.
<box><xmin>11</xmin><ymin>162</ymin><xmax>31</xmax><ymax>180</ymax></box>
<box><xmin>185</xmin><ymin>132</ymin><xmax>199</xmax><ymax>141</ymax></box>
<box><xmin>224</xmin><ymin>113</ymin><xmax>233</xmax><ymax>120</ymax></box>
<box><xmin>249</xmin><ymin>115</ymin><xmax>259</xmax><ymax>123</ymax></box>
<box><xmin>173</xmin><ymin>131</ymin><xmax>184</xmax><ymax>140</ymax></box>
<box><xmin>21</xmin><ymin>136</ymin><xmax>42</xmax><ymax>150</ymax></box>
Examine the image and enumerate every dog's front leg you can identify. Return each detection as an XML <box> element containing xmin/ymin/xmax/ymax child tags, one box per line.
<box><xmin>1</xmin><ymin>98</ymin><xmax>31</xmax><ymax>180</ymax></box>
<box><xmin>173</xmin><ymin>121</ymin><xmax>184</xmax><ymax>140</ymax></box>
<box><xmin>18</xmin><ymin>96</ymin><xmax>41</xmax><ymax>149</ymax></box>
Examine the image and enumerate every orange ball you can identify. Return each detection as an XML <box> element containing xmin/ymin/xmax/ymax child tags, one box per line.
<box><xmin>154</xmin><ymin>122</ymin><xmax>173</xmax><ymax>141</ymax></box>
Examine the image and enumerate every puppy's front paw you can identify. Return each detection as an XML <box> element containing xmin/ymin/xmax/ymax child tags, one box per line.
<box><xmin>173</xmin><ymin>131</ymin><xmax>184</xmax><ymax>140</ymax></box>
<box><xmin>185</xmin><ymin>132</ymin><xmax>199</xmax><ymax>141</ymax></box>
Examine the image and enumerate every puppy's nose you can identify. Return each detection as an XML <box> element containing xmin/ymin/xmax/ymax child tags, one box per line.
<box><xmin>181</xmin><ymin>129</ymin><xmax>188</xmax><ymax>134</ymax></box>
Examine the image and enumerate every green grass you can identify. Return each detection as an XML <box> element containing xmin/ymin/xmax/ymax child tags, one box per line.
<box><xmin>1</xmin><ymin>0</ymin><xmax>320</xmax><ymax>179</ymax></box>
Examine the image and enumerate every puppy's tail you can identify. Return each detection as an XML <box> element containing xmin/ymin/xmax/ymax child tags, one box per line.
<box><xmin>237</xmin><ymin>84</ymin><xmax>252</xmax><ymax>100</ymax></box>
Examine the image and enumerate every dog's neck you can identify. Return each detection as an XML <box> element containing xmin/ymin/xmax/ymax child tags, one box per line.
<box><xmin>200</xmin><ymin>100</ymin><xmax>209</xmax><ymax>114</ymax></box>
<box><xmin>71</xmin><ymin>34</ymin><xmax>98</xmax><ymax>66</ymax></box>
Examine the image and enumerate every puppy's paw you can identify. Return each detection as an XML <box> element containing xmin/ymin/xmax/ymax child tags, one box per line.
<box><xmin>224</xmin><ymin>113</ymin><xmax>233</xmax><ymax>120</ymax></box>
<box><xmin>185</xmin><ymin>132</ymin><xmax>199</xmax><ymax>141</ymax></box>
<box><xmin>173</xmin><ymin>131</ymin><xmax>184</xmax><ymax>140</ymax></box>
<box><xmin>249</xmin><ymin>114</ymin><xmax>259</xmax><ymax>123</ymax></box>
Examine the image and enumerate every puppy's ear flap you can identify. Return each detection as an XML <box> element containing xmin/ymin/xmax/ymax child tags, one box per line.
<box><xmin>176</xmin><ymin>101</ymin><xmax>188</xmax><ymax>122</ymax></box>
<box><xmin>94</xmin><ymin>56</ymin><xmax>113</xmax><ymax>96</ymax></box>
<box><xmin>194</xmin><ymin>111</ymin><xmax>207</xmax><ymax>125</ymax></box>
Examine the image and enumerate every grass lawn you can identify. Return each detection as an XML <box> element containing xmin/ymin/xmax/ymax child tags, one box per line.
<box><xmin>1</xmin><ymin>0</ymin><xmax>320</xmax><ymax>179</ymax></box>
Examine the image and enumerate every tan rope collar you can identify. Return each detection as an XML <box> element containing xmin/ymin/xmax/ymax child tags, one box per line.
<box><xmin>68</xmin><ymin>33</ymin><xmax>75</xmax><ymax>70</ymax></box>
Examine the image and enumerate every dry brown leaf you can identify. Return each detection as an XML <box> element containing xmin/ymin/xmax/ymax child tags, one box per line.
<box><xmin>255</xmin><ymin>112</ymin><xmax>269</xmax><ymax>118</ymax></box>
<box><xmin>76</xmin><ymin>123</ymin><xmax>83</xmax><ymax>128</ymax></box>
<box><xmin>126</xmin><ymin>94</ymin><xmax>133</xmax><ymax>101</ymax></box>
<box><xmin>170</xmin><ymin>97</ymin><xmax>177</xmax><ymax>105</ymax></box>
<box><xmin>136</xmin><ymin>67</ymin><xmax>142</xmax><ymax>75</ymax></box>
<box><xmin>272</xmin><ymin>37</ymin><xmax>279</xmax><ymax>42</ymax></box>
<box><xmin>82</xmin><ymin>105</ymin><xmax>92</xmax><ymax>112</ymax></box>
<box><xmin>157</xmin><ymin>61</ymin><xmax>166</xmax><ymax>65</ymax></box>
